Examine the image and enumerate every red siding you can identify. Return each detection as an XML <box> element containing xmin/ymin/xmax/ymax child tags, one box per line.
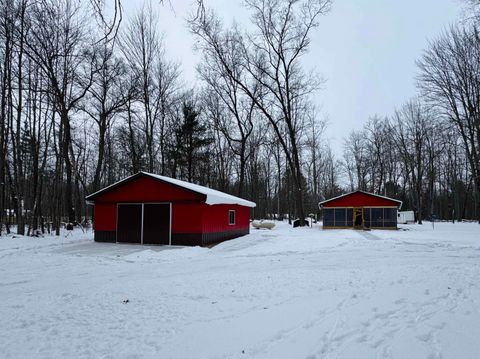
<box><xmin>93</xmin><ymin>176</ymin><xmax>205</xmax><ymax>203</ymax></box>
<box><xmin>322</xmin><ymin>192</ymin><xmax>400</xmax><ymax>208</ymax></box>
<box><xmin>94</xmin><ymin>203</ymin><xmax>116</xmax><ymax>231</ymax></box>
<box><xmin>94</xmin><ymin>202</ymin><xmax>250</xmax><ymax>234</ymax></box>
<box><xmin>202</xmin><ymin>204</ymin><xmax>250</xmax><ymax>233</ymax></box>
<box><xmin>90</xmin><ymin>174</ymin><xmax>253</xmax><ymax>242</ymax></box>
<box><xmin>172</xmin><ymin>203</ymin><xmax>204</xmax><ymax>233</ymax></box>
<box><xmin>94</xmin><ymin>202</ymin><xmax>206</xmax><ymax>233</ymax></box>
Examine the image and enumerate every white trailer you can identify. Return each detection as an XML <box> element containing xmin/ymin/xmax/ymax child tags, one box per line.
<box><xmin>398</xmin><ymin>210</ymin><xmax>415</xmax><ymax>224</ymax></box>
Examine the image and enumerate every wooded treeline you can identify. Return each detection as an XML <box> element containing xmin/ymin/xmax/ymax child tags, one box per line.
<box><xmin>0</xmin><ymin>0</ymin><xmax>339</xmax><ymax>235</ymax></box>
<box><xmin>0</xmin><ymin>0</ymin><xmax>478</xmax><ymax>237</ymax></box>
<box><xmin>343</xmin><ymin>18</ymin><xmax>480</xmax><ymax>223</ymax></box>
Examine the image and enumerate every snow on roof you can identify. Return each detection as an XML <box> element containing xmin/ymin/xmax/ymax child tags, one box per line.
<box><xmin>318</xmin><ymin>190</ymin><xmax>402</xmax><ymax>208</ymax></box>
<box><xmin>86</xmin><ymin>172</ymin><xmax>256</xmax><ymax>208</ymax></box>
<box><xmin>144</xmin><ymin>172</ymin><xmax>256</xmax><ymax>207</ymax></box>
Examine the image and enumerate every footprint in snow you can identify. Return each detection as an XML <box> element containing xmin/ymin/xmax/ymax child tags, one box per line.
<box><xmin>416</xmin><ymin>332</ymin><xmax>432</xmax><ymax>342</ymax></box>
<box><xmin>356</xmin><ymin>334</ymin><xmax>368</xmax><ymax>343</ymax></box>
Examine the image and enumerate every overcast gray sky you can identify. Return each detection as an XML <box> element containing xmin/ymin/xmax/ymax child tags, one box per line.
<box><xmin>123</xmin><ymin>0</ymin><xmax>463</xmax><ymax>154</ymax></box>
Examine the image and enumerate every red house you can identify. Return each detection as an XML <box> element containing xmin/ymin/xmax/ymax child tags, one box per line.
<box><xmin>319</xmin><ymin>191</ymin><xmax>402</xmax><ymax>229</ymax></box>
<box><xmin>86</xmin><ymin>172</ymin><xmax>256</xmax><ymax>246</ymax></box>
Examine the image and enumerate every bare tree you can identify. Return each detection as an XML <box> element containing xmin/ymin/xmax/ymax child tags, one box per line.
<box><xmin>305</xmin><ymin>110</ymin><xmax>327</xmax><ymax>209</ymax></box>
<box><xmin>88</xmin><ymin>0</ymin><xmax>123</xmax><ymax>43</ymax></box>
<box><xmin>23</xmin><ymin>0</ymin><xmax>97</xmax><ymax>225</ymax></box>
<box><xmin>200</xmin><ymin>83</ymin><xmax>255</xmax><ymax>197</ymax></box>
<box><xmin>120</xmin><ymin>5</ymin><xmax>160</xmax><ymax>173</ymax></box>
<box><xmin>120</xmin><ymin>5</ymin><xmax>180</xmax><ymax>174</ymax></box>
<box><xmin>392</xmin><ymin>101</ymin><xmax>436</xmax><ymax>224</ymax></box>
<box><xmin>417</xmin><ymin>26</ymin><xmax>480</xmax><ymax>222</ymax></box>
<box><xmin>365</xmin><ymin>116</ymin><xmax>390</xmax><ymax>194</ymax></box>
<box><xmin>190</xmin><ymin>0</ymin><xmax>331</xmax><ymax>225</ymax></box>
<box><xmin>83</xmin><ymin>40</ymin><xmax>133</xmax><ymax>192</ymax></box>
<box><xmin>0</xmin><ymin>0</ymin><xmax>15</xmax><ymax>234</ymax></box>
<box><xmin>343</xmin><ymin>130</ymin><xmax>370</xmax><ymax>191</ymax></box>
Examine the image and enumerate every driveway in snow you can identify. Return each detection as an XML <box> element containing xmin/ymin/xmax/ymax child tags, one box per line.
<box><xmin>1</xmin><ymin>222</ymin><xmax>479</xmax><ymax>359</ymax></box>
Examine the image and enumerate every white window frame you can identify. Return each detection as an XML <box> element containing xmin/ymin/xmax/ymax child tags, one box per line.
<box><xmin>228</xmin><ymin>210</ymin><xmax>236</xmax><ymax>225</ymax></box>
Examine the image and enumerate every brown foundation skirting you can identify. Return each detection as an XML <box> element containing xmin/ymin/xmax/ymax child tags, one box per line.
<box><xmin>95</xmin><ymin>228</ymin><xmax>250</xmax><ymax>246</ymax></box>
<box><xmin>172</xmin><ymin>228</ymin><xmax>250</xmax><ymax>246</ymax></box>
<box><xmin>202</xmin><ymin>229</ymin><xmax>249</xmax><ymax>246</ymax></box>
<box><xmin>171</xmin><ymin>233</ymin><xmax>202</xmax><ymax>246</ymax></box>
<box><xmin>322</xmin><ymin>226</ymin><xmax>398</xmax><ymax>230</ymax></box>
<box><xmin>94</xmin><ymin>230</ymin><xmax>116</xmax><ymax>242</ymax></box>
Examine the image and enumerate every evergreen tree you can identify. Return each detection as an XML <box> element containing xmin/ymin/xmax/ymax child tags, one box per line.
<box><xmin>171</xmin><ymin>102</ymin><xmax>213</xmax><ymax>182</ymax></box>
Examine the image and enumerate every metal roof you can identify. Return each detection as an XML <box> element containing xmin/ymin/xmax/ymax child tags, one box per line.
<box><xmin>318</xmin><ymin>190</ymin><xmax>402</xmax><ymax>208</ymax></box>
<box><xmin>86</xmin><ymin>172</ymin><xmax>256</xmax><ymax>207</ymax></box>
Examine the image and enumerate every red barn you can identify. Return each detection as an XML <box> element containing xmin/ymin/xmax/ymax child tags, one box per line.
<box><xmin>86</xmin><ymin>172</ymin><xmax>256</xmax><ymax>246</ymax></box>
<box><xmin>319</xmin><ymin>191</ymin><xmax>402</xmax><ymax>229</ymax></box>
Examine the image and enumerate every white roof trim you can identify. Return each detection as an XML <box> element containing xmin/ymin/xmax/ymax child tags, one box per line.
<box><xmin>86</xmin><ymin>175</ymin><xmax>138</xmax><ymax>202</ymax></box>
<box><xmin>86</xmin><ymin>172</ymin><xmax>256</xmax><ymax>208</ymax></box>
<box><xmin>319</xmin><ymin>190</ymin><xmax>402</xmax><ymax>208</ymax></box>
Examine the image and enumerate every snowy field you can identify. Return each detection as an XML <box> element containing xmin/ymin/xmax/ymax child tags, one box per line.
<box><xmin>1</xmin><ymin>222</ymin><xmax>479</xmax><ymax>359</ymax></box>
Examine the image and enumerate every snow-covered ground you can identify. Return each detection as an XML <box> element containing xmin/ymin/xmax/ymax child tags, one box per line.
<box><xmin>1</xmin><ymin>222</ymin><xmax>479</xmax><ymax>359</ymax></box>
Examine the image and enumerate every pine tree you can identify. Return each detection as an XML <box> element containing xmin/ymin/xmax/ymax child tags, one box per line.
<box><xmin>171</xmin><ymin>102</ymin><xmax>213</xmax><ymax>182</ymax></box>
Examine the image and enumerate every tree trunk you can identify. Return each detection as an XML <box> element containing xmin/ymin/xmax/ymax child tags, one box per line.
<box><xmin>61</xmin><ymin>110</ymin><xmax>75</xmax><ymax>223</ymax></box>
<box><xmin>93</xmin><ymin>118</ymin><xmax>107</xmax><ymax>192</ymax></box>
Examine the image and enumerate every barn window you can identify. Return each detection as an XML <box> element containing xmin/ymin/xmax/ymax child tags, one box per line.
<box><xmin>229</xmin><ymin>210</ymin><xmax>236</xmax><ymax>225</ymax></box>
<box><xmin>323</xmin><ymin>208</ymin><xmax>334</xmax><ymax>226</ymax></box>
<box><xmin>371</xmin><ymin>208</ymin><xmax>384</xmax><ymax>227</ymax></box>
<box><xmin>384</xmin><ymin>208</ymin><xmax>397</xmax><ymax>227</ymax></box>
<box><xmin>364</xmin><ymin>208</ymin><xmax>371</xmax><ymax>228</ymax></box>
<box><xmin>334</xmin><ymin>208</ymin><xmax>346</xmax><ymax>226</ymax></box>
<box><xmin>346</xmin><ymin>208</ymin><xmax>353</xmax><ymax>227</ymax></box>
